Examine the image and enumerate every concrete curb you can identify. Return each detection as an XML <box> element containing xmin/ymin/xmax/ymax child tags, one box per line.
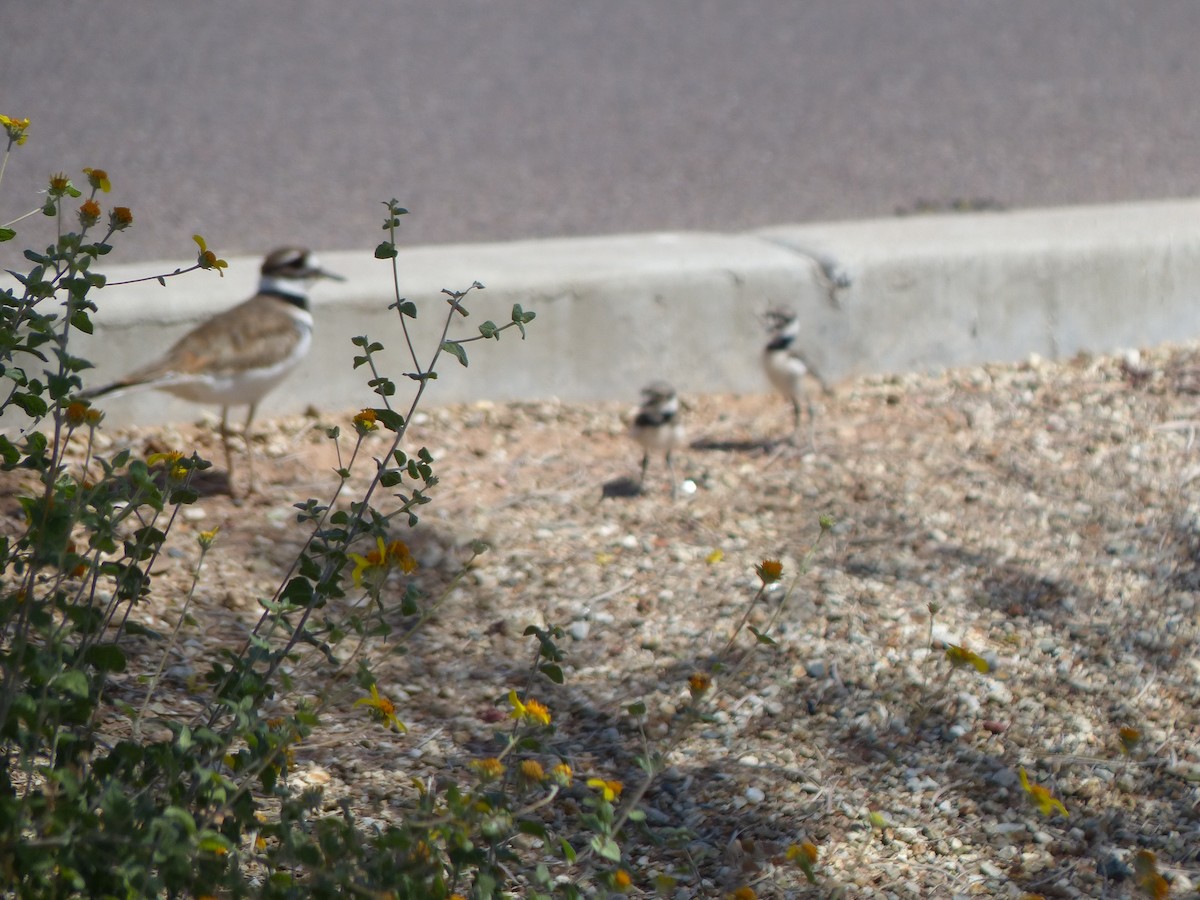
<box><xmin>31</xmin><ymin>198</ymin><xmax>1200</xmax><ymax>426</ymax></box>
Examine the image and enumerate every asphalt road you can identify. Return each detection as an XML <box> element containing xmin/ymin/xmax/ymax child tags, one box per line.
<box><xmin>3</xmin><ymin>1</ymin><xmax>1199</xmax><ymax>267</ymax></box>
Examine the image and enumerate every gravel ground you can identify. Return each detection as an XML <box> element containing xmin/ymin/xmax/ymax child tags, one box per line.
<box><xmin>37</xmin><ymin>342</ymin><xmax>1200</xmax><ymax>897</ymax></box>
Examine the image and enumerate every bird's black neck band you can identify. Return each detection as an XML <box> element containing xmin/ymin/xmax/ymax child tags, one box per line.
<box><xmin>258</xmin><ymin>288</ymin><xmax>308</xmax><ymax>310</ymax></box>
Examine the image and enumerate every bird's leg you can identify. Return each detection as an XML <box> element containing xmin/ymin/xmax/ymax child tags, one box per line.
<box><xmin>639</xmin><ymin>452</ymin><xmax>650</xmax><ymax>493</ymax></box>
<box><xmin>806</xmin><ymin>397</ymin><xmax>819</xmax><ymax>453</ymax></box>
<box><xmin>219</xmin><ymin>405</ymin><xmax>235</xmax><ymax>489</ymax></box>
<box><xmin>666</xmin><ymin>451</ymin><xmax>678</xmax><ymax>499</ymax></box>
<box><xmin>242</xmin><ymin>401</ymin><xmax>259</xmax><ymax>495</ymax></box>
<box><xmin>789</xmin><ymin>396</ymin><xmax>804</xmax><ymax>445</ymax></box>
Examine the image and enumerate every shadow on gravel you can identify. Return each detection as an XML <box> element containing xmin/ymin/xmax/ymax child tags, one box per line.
<box><xmin>688</xmin><ymin>436</ymin><xmax>776</xmax><ymax>454</ymax></box>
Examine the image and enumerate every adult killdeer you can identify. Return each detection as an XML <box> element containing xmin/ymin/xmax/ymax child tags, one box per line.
<box><xmin>762</xmin><ymin>308</ymin><xmax>824</xmax><ymax>447</ymax></box>
<box><xmin>630</xmin><ymin>380</ymin><xmax>685</xmax><ymax>496</ymax></box>
<box><xmin>81</xmin><ymin>247</ymin><xmax>344</xmax><ymax>494</ymax></box>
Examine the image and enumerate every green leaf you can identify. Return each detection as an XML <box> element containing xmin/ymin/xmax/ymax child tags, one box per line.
<box><xmin>539</xmin><ymin>663</ymin><xmax>564</xmax><ymax>684</ymax></box>
<box><xmin>12</xmin><ymin>391</ymin><xmax>48</xmax><ymax>417</ymax></box>
<box><xmin>627</xmin><ymin>701</ymin><xmax>646</xmax><ymax>717</ymax></box>
<box><xmin>590</xmin><ymin>835</ymin><xmax>622</xmax><ymax>862</ymax></box>
<box><xmin>197</xmin><ymin>831</ymin><xmax>233</xmax><ymax>855</ymax></box>
<box><xmin>748</xmin><ymin>626</ymin><xmax>777</xmax><ymax>645</ymax></box>
<box><xmin>84</xmin><ymin>644</ymin><xmax>127</xmax><ymax>673</ymax></box>
<box><xmin>518</xmin><ymin>819</ymin><xmax>549</xmax><ymax>838</ymax></box>
<box><xmin>375</xmin><ymin>408</ymin><xmax>405</xmax><ymax>431</ymax></box>
<box><xmin>478</xmin><ymin>320</ymin><xmax>499</xmax><ymax>339</ymax></box>
<box><xmin>441</xmin><ymin>340</ymin><xmax>468</xmax><ymax>367</ymax></box>
<box><xmin>282</xmin><ymin>577</ymin><xmax>315</xmax><ymax>606</ymax></box>
<box><xmin>511</xmin><ymin>303</ymin><xmax>536</xmax><ymax>338</ymax></box>
<box><xmin>0</xmin><ymin>227</ymin><xmax>15</xmax><ymax>242</ymax></box>
<box><xmin>367</xmin><ymin>376</ymin><xmax>396</xmax><ymax>397</ymax></box>
<box><xmin>69</xmin><ymin>308</ymin><xmax>94</xmax><ymax>334</ymax></box>
<box><xmin>373</xmin><ymin>241</ymin><xmax>397</xmax><ymax>259</ymax></box>
<box><xmin>0</xmin><ymin>435</ymin><xmax>19</xmax><ymax>466</ymax></box>
<box><xmin>560</xmin><ymin>838</ymin><xmax>577</xmax><ymax>863</ymax></box>
<box><xmin>160</xmin><ymin>805</ymin><xmax>198</xmax><ymax>835</ymax></box>
<box><xmin>53</xmin><ymin>670</ymin><xmax>90</xmax><ymax>699</ymax></box>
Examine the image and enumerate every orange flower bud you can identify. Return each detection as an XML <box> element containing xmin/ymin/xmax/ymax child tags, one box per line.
<box><xmin>78</xmin><ymin>199</ymin><xmax>101</xmax><ymax>228</ymax></box>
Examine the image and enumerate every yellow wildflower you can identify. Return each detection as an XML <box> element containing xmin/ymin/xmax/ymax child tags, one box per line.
<box><xmin>109</xmin><ymin>206</ymin><xmax>133</xmax><ymax>231</ymax></box>
<box><xmin>353</xmin><ymin>683</ymin><xmax>406</xmax><ymax>732</ymax></box>
<box><xmin>48</xmin><ymin>172</ymin><xmax>75</xmax><ymax>197</ymax></box>
<box><xmin>756</xmin><ymin>559</ymin><xmax>783</xmax><ymax>584</ymax></box>
<box><xmin>1132</xmin><ymin>850</ymin><xmax>1169</xmax><ymax>900</ymax></box>
<box><xmin>586</xmin><ymin>778</ymin><xmax>623</xmax><ymax>802</ymax></box>
<box><xmin>82</xmin><ymin>167</ymin><xmax>111</xmax><ymax>193</ymax></box>
<box><xmin>945</xmin><ymin>643</ymin><xmax>990</xmax><ymax>674</ymax></box>
<box><xmin>78</xmin><ymin>198</ymin><xmax>101</xmax><ymax>229</ymax></box>
<box><xmin>470</xmin><ymin>757</ymin><xmax>506</xmax><ymax>781</ymax></box>
<box><xmin>613</xmin><ymin>869</ymin><xmax>632</xmax><ymax>891</ymax></box>
<box><xmin>353</xmin><ymin>408</ymin><xmax>378</xmax><ymax>432</ymax></box>
<box><xmin>350</xmin><ymin>538</ymin><xmax>388</xmax><ymax>586</ymax></box>
<box><xmin>387</xmin><ymin>540</ymin><xmax>418</xmax><ymax>574</ymax></box>
<box><xmin>787</xmin><ymin>841</ymin><xmax>819</xmax><ymax>883</ymax></box>
<box><xmin>0</xmin><ymin>114</ymin><xmax>30</xmax><ymax>145</ymax></box>
<box><xmin>518</xmin><ymin>760</ymin><xmax>545</xmax><ymax>783</ymax></box>
<box><xmin>193</xmin><ymin>234</ymin><xmax>228</xmax><ymax>276</ymax></box>
<box><xmin>726</xmin><ymin>888</ymin><xmax>756</xmax><ymax>900</ymax></box>
<box><xmin>1018</xmin><ymin>767</ymin><xmax>1068</xmax><ymax>817</ymax></box>
<box><xmin>508</xmin><ymin>690</ymin><xmax>551</xmax><ymax>726</ymax></box>
<box><xmin>550</xmin><ymin>762</ymin><xmax>573</xmax><ymax>786</ymax></box>
<box><xmin>706</xmin><ymin>548</ymin><xmax>724</xmax><ymax>564</ymax></box>
<box><xmin>409</xmin><ymin>840</ymin><xmax>432</xmax><ymax>863</ymax></box>
<box><xmin>146</xmin><ymin>449</ymin><xmax>188</xmax><ymax>480</ymax></box>
<box><xmin>688</xmin><ymin>672</ymin><xmax>712</xmax><ymax>697</ymax></box>
<box><xmin>64</xmin><ymin>401</ymin><xmax>90</xmax><ymax>428</ymax></box>
<box><xmin>1118</xmin><ymin>725</ymin><xmax>1142</xmax><ymax>755</ymax></box>
<box><xmin>198</xmin><ymin>527</ymin><xmax>220</xmax><ymax>550</ymax></box>
<box><xmin>349</xmin><ymin>536</ymin><xmax>418</xmax><ymax>588</ymax></box>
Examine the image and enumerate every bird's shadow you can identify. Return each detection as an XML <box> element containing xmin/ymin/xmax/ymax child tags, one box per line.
<box><xmin>600</xmin><ymin>476</ymin><xmax>644</xmax><ymax>499</ymax></box>
<box><xmin>189</xmin><ymin>468</ymin><xmax>235</xmax><ymax>497</ymax></box>
<box><xmin>687</xmin><ymin>436</ymin><xmax>777</xmax><ymax>454</ymax></box>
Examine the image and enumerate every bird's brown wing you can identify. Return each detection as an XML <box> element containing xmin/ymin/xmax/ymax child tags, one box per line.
<box><xmin>123</xmin><ymin>298</ymin><xmax>306</xmax><ymax>384</ymax></box>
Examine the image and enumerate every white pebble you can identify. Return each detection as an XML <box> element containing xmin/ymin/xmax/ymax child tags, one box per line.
<box><xmin>568</xmin><ymin>621</ymin><xmax>590</xmax><ymax>641</ymax></box>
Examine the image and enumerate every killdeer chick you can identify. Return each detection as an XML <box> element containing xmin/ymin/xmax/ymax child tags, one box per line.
<box><xmin>81</xmin><ymin>247</ymin><xmax>344</xmax><ymax>495</ymax></box>
<box><xmin>630</xmin><ymin>380</ymin><xmax>685</xmax><ymax>496</ymax></box>
<box><xmin>762</xmin><ymin>308</ymin><xmax>823</xmax><ymax>447</ymax></box>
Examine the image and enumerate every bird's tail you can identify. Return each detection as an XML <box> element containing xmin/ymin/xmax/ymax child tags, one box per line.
<box><xmin>77</xmin><ymin>378</ymin><xmax>146</xmax><ymax>402</ymax></box>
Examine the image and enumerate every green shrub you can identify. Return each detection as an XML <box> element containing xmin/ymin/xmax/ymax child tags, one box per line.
<box><xmin>0</xmin><ymin>119</ymin><xmax>819</xmax><ymax>899</ymax></box>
